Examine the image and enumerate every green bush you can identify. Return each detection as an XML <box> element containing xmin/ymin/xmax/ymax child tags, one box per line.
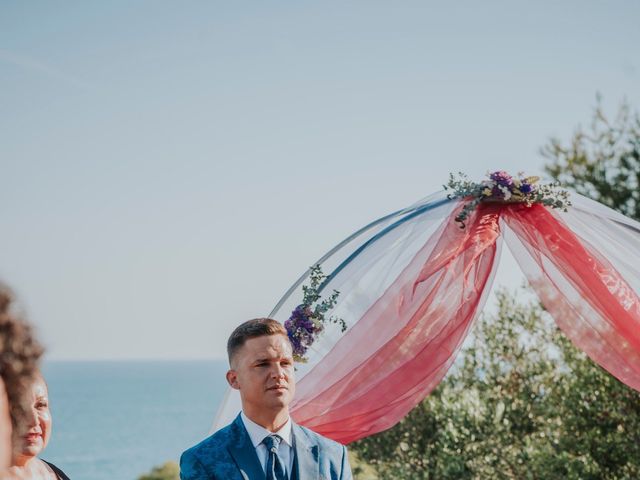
<box><xmin>138</xmin><ymin>461</ymin><xmax>180</xmax><ymax>480</ymax></box>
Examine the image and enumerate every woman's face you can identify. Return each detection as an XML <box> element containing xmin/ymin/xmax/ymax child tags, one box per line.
<box><xmin>0</xmin><ymin>379</ymin><xmax>11</xmax><ymax>471</ymax></box>
<box><xmin>12</xmin><ymin>376</ymin><xmax>51</xmax><ymax>461</ymax></box>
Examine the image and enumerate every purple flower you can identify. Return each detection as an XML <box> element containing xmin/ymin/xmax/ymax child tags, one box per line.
<box><xmin>286</xmin><ymin>304</ymin><xmax>320</xmax><ymax>357</ymax></box>
<box><xmin>519</xmin><ymin>183</ymin><xmax>534</xmax><ymax>194</ymax></box>
<box><xmin>290</xmin><ymin>305</ymin><xmax>315</xmax><ymax>333</ymax></box>
<box><xmin>489</xmin><ymin>170</ymin><xmax>514</xmax><ymax>187</ymax></box>
<box><xmin>288</xmin><ymin>333</ymin><xmax>305</xmax><ymax>357</ymax></box>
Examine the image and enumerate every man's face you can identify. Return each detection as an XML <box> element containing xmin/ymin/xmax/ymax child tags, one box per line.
<box><xmin>227</xmin><ymin>334</ymin><xmax>296</xmax><ymax>415</ymax></box>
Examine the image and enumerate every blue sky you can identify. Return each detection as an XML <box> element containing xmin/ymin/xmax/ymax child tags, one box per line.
<box><xmin>1</xmin><ymin>1</ymin><xmax>639</xmax><ymax>359</ymax></box>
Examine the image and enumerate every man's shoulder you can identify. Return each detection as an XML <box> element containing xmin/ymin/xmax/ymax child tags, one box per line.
<box><xmin>180</xmin><ymin>422</ymin><xmax>247</xmax><ymax>479</ymax></box>
<box><xmin>294</xmin><ymin>424</ymin><xmax>352</xmax><ymax>478</ymax></box>
<box><xmin>294</xmin><ymin>423</ymin><xmax>346</xmax><ymax>455</ymax></box>
<box><xmin>182</xmin><ymin>422</ymin><xmax>237</xmax><ymax>459</ymax></box>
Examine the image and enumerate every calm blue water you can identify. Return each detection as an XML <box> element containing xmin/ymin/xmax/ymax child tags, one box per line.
<box><xmin>41</xmin><ymin>360</ymin><xmax>229</xmax><ymax>480</ymax></box>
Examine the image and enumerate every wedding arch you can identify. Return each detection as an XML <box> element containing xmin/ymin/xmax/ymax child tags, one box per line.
<box><xmin>215</xmin><ymin>173</ymin><xmax>640</xmax><ymax>444</ymax></box>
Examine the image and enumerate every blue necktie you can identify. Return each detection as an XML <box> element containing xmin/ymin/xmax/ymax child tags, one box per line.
<box><xmin>263</xmin><ymin>434</ymin><xmax>287</xmax><ymax>480</ymax></box>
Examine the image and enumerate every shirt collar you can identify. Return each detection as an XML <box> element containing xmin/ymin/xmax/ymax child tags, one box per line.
<box><xmin>241</xmin><ymin>411</ymin><xmax>293</xmax><ymax>448</ymax></box>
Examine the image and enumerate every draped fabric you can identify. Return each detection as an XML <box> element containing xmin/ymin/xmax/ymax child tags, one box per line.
<box><xmin>291</xmin><ymin>203</ymin><xmax>502</xmax><ymax>442</ymax></box>
<box><xmin>213</xmin><ymin>191</ymin><xmax>640</xmax><ymax>445</ymax></box>
<box><xmin>502</xmin><ymin>201</ymin><xmax>640</xmax><ymax>391</ymax></box>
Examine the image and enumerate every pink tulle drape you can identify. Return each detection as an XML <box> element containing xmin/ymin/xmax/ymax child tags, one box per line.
<box><xmin>502</xmin><ymin>204</ymin><xmax>640</xmax><ymax>390</ymax></box>
<box><xmin>292</xmin><ymin>204</ymin><xmax>503</xmax><ymax>443</ymax></box>
<box><xmin>291</xmin><ymin>202</ymin><xmax>640</xmax><ymax>444</ymax></box>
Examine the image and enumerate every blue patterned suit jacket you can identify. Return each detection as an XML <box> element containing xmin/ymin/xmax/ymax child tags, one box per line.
<box><xmin>180</xmin><ymin>414</ymin><xmax>352</xmax><ymax>480</ymax></box>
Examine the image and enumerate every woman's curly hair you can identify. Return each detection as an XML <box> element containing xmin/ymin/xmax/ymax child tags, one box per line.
<box><xmin>0</xmin><ymin>283</ymin><xmax>44</xmax><ymax>424</ymax></box>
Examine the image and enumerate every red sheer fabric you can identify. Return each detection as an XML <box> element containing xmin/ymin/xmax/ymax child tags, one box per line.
<box><xmin>292</xmin><ymin>202</ymin><xmax>640</xmax><ymax>444</ymax></box>
<box><xmin>502</xmin><ymin>204</ymin><xmax>640</xmax><ymax>390</ymax></box>
<box><xmin>291</xmin><ymin>204</ymin><xmax>503</xmax><ymax>443</ymax></box>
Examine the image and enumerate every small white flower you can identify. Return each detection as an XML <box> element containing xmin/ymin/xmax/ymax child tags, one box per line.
<box><xmin>498</xmin><ymin>185</ymin><xmax>512</xmax><ymax>200</ymax></box>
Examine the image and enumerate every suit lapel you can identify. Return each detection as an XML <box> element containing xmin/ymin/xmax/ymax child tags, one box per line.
<box><xmin>293</xmin><ymin>423</ymin><xmax>319</xmax><ymax>480</ymax></box>
<box><xmin>227</xmin><ymin>415</ymin><xmax>265</xmax><ymax>480</ymax></box>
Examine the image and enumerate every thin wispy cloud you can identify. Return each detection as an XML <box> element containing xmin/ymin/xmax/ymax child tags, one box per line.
<box><xmin>0</xmin><ymin>48</ymin><xmax>92</xmax><ymax>91</ymax></box>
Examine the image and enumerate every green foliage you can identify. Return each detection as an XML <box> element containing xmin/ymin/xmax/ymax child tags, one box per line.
<box><xmin>137</xmin><ymin>461</ymin><xmax>180</xmax><ymax>480</ymax></box>
<box><xmin>542</xmin><ymin>97</ymin><xmax>640</xmax><ymax>221</ymax></box>
<box><xmin>302</xmin><ymin>265</ymin><xmax>344</xmax><ymax>331</ymax></box>
<box><xmin>351</xmin><ymin>289</ymin><xmax>640</xmax><ymax>479</ymax></box>
<box><xmin>349</xmin><ymin>450</ymin><xmax>379</xmax><ymax>480</ymax></box>
<box><xmin>288</xmin><ymin>264</ymin><xmax>346</xmax><ymax>362</ymax></box>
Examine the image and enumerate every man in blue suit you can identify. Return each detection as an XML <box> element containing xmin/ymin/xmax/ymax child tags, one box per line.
<box><xmin>180</xmin><ymin>318</ymin><xmax>353</xmax><ymax>480</ymax></box>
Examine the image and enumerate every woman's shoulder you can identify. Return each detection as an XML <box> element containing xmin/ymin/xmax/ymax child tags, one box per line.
<box><xmin>42</xmin><ymin>460</ymin><xmax>71</xmax><ymax>480</ymax></box>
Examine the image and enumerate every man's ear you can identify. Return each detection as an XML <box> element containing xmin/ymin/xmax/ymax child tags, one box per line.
<box><xmin>226</xmin><ymin>369</ymin><xmax>240</xmax><ymax>390</ymax></box>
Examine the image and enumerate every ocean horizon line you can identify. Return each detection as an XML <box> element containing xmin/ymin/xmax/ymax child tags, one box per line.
<box><xmin>44</xmin><ymin>356</ymin><xmax>228</xmax><ymax>363</ymax></box>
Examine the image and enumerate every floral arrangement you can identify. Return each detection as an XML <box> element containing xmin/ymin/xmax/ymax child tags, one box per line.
<box><xmin>444</xmin><ymin>170</ymin><xmax>571</xmax><ymax>228</ymax></box>
<box><xmin>284</xmin><ymin>265</ymin><xmax>346</xmax><ymax>362</ymax></box>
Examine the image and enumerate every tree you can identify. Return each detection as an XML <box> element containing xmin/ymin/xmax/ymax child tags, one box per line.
<box><xmin>351</xmin><ymin>289</ymin><xmax>640</xmax><ymax>479</ymax></box>
<box><xmin>542</xmin><ymin>97</ymin><xmax>640</xmax><ymax>220</ymax></box>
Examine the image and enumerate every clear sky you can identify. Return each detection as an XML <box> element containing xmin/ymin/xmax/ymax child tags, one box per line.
<box><xmin>1</xmin><ymin>1</ymin><xmax>639</xmax><ymax>360</ymax></box>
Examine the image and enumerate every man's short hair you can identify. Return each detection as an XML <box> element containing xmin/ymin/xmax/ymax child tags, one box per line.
<box><xmin>227</xmin><ymin>318</ymin><xmax>289</xmax><ymax>364</ymax></box>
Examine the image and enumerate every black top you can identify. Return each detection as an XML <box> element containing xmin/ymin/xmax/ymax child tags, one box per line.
<box><xmin>43</xmin><ymin>460</ymin><xmax>71</xmax><ymax>480</ymax></box>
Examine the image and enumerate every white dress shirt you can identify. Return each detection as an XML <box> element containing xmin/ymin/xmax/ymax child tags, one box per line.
<box><xmin>240</xmin><ymin>412</ymin><xmax>294</xmax><ymax>477</ymax></box>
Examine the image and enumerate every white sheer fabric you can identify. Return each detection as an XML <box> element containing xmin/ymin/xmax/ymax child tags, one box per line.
<box><xmin>212</xmin><ymin>192</ymin><xmax>455</xmax><ymax>431</ymax></box>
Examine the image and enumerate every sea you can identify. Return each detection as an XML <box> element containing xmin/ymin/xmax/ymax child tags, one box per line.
<box><xmin>41</xmin><ymin>360</ymin><xmax>229</xmax><ymax>480</ymax></box>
